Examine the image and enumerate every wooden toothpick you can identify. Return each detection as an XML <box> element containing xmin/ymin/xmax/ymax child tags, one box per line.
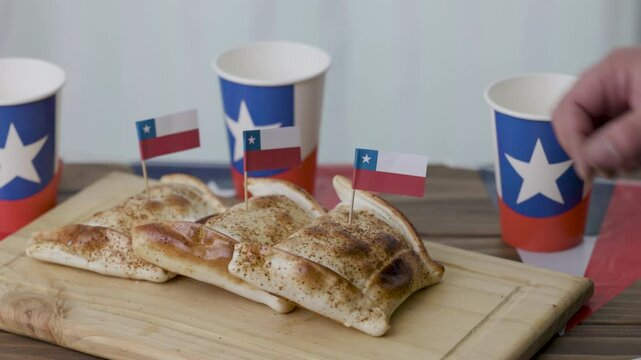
<box><xmin>244</xmin><ymin>169</ymin><xmax>249</xmax><ymax>211</ymax></box>
<box><xmin>348</xmin><ymin>187</ymin><xmax>356</xmax><ymax>225</ymax></box>
<box><xmin>243</xmin><ymin>155</ymin><xmax>249</xmax><ymax>211</ymax></box>
<box><xmin>141</xmin><ymin>159</ymin><xmax>150</xmax><ymax>200</ymax></box>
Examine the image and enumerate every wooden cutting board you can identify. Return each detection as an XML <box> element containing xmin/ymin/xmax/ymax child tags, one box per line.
<box><xmin>0</xmin><ymin>172</ymin><xmax>592</xmax><ymax>360</ymax></box>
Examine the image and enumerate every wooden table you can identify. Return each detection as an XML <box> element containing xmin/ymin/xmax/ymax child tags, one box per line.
<box><xmin>1</xmin><ymin>164</ymin><xmax>639</xmax><ymax>359</ymax></box>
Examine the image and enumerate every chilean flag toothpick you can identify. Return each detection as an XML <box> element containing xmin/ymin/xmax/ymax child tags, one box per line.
<box><xmin>242</xmin><ymin>126</ymin><xmax>302</xmax><ymax>209</ymax></box>
<box><xmin>135</xmin><ymin>109</ymin><xmax>201</xmax><ymax>195</ymax></box>
<box><xmin>349</xmin><ymin>148</ymin><xmax>428</xmax><ymax>224</ymax></box>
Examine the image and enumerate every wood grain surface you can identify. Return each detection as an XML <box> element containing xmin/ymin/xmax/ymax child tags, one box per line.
<box><xmin>535</xmin><ymin>280</ymin><xmax>641</xmax><ymax>360</ymax></box>
<box><xmin>0</xmin><ymin>164</ymin><xmax>634</xmax><ymax>359</ymax></box>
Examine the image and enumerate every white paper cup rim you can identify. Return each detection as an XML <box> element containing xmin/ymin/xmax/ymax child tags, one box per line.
<box><xmin>0</xmin><ymin>58</ymin><xmax>66</xmax><ymax>106</ymax></box>
<box><xmin>484</xmin><ymin>73</ymin><xmax>576</xmax><ymax>122</ymax></box>
<box><xmin>214</xmin><ymin>41</ymin><xmax>331</xmax><ymax>87</ymax></box>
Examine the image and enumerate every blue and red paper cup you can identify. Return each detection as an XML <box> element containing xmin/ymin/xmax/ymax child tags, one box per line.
<box><xmin>213</xmin><ymin>42</ymin><xmax>331</xmax><ymax>197</ymax></box>
<box><xmin>485</xmin><ymin>74</ymin><xmax>591</xmax><ymax>252</ymax></box>
<box><xmin>0</xmin><ymin>58</ymin><xmax>65</xmax><ymax>238</ymax></box>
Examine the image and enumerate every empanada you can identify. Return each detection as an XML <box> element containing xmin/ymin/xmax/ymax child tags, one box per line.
<box><xmin>228</xmin><ymin>175</ymin><xmax>444</xmax><ymax>336</ymax></box>
<box><xmin>131</xmin><ymin>178</ymin><xmax>325</xmax><ymax>312</ymax></box>
<box><xmin>26</xmin><ymin>174</ymin><xmax>225</xmax><ymax>282</ymax></box>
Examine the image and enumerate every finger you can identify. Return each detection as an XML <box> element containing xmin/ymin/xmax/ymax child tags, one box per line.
<box><xmin>582</xmin><ymin>110</ymin><xmax>641</xmax><ymax>175</ymax></box>
<box><xmin>552</xmin><ymin>98</ymin><xmax>593</xmax><ymax>179</ymax></box>
<box><xmin>552</xmin><ymin>54</ymin><xmax>629</xmax><ymax>178</ymax></box>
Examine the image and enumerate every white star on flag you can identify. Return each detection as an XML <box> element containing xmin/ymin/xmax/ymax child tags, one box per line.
<box><xmin>248</xmin><ymin>136</ymin><xmax>256</xmax><ymax>145</ymax></box>
<box><xmin>0</xmin><ymin>123</ymin><xmax>48</xmax><ymax>189</ymax></box>
<box><xmin>362</xmin><ymin>154</ymin><xmax>371</xmax><ymax>164</ymax></box>
<box><xmin>505</xmin><ymin>138</ymin><xmax>573</xmax><ymax>204</ymax></box>
<box><xmin>143</xmin><ymin>125</ymin><xmax>151</xmax><ymax>133</ymax></box>
<box><xmin>225</xmin><ymin>101</ymin><xmax>281</xmax><ymax>162</ymax></box>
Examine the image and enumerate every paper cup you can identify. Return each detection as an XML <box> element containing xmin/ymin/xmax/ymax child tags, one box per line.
<box><xmin>214</xmin><ymin>41</ymin><xmax>330</xmax><ymax>197</ymax></box>
<box><xmin>0</xmin><ymin>58</ymin><xmax>65</xmax><ymax>237</ymax></box>
<box><xmin>485</xmin><ymin>73</ymin><xmax>591</xmax><ymax>252</ymax></box>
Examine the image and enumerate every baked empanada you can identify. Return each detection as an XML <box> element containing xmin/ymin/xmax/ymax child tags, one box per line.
<box><xmin>26</xmin><ymin>174</ymin><xmax>225</xmax><ymax>282</ymax></box>
<box><xmin>228</xmin><ymin>175</ymin><xmax>444</xmax><ymax>336</ymax></box>
<box><xmin>131</xmin><ymin>178</ymin><xmax>324</xmax><ymax>312</ymax></box>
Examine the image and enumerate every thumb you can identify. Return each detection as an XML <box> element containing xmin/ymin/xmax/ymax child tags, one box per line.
<box><xmin>582</xmin><ymin>110</ymin><xmax>641</xmax><ymax>175</ymax></box>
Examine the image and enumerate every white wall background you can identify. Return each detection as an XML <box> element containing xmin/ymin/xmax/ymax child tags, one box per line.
<box><xmin>0</xmin><ymin>0</ymin><xmax>639</xmax><ymax>168</ymax></box>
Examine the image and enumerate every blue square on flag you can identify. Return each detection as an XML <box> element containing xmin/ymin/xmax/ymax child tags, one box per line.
<box><xmin>135</xmin><ymin>109</ymin><xmax>200</xmax><ymax>160</ymax></box>
<box><xmin>243</xmin><ymin>130</ymin><xmax>261</xmax><ymax>151</ymax></box>
<box><xmin>355</xmin><ymin>149</ymin><xmax>378</xmax><ymax>171</ymax></box>
<box><xmin>352</xmin><ymin>148</ymin><xmax>427</xmax><ymax>197</ymax></box>
<box><xmin>136</xmin><ymin>119</ymin><xmax>156</xmax><ymax>140</ymax></box>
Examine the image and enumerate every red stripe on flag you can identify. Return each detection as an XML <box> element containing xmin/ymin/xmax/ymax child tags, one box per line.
<box><xmin>139</xmin><ymin>129</ymin><xmax>200</xmax><ymax>160</ymax></box>
<box><xmin>232</xmin><ymin>148</ymin><xmax>318</xmax><ymax>200</ymax></box>
<box><xmin>245</xmin><ymin>147</ymin><xmax>301</xmax><ymax>172</ymax></box>
<box><xmin>353</xmin><ymin>169</ymin><xmax>425</xmax><ymax>197</ymax></box>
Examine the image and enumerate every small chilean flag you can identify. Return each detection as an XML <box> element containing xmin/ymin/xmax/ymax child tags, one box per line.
<box><xmin>136</xmin><ymin>109</ymin><xmax>200</xmax><ymax>160</ymax></box>
<box><xmin>353</xmin><ymin>148</ymin><xmax>428</xmax><ymax>197</ymax></box>
<box><xmin>243</xmin><ymin>127</ymin><xmax>301</xmax><ymax>172</ymax></box>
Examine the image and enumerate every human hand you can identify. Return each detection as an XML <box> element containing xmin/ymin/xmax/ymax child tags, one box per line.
<box><xmin>552</xmin><ymin>47</ymin><xmax>641</xmax><ymax>179</ymax></box>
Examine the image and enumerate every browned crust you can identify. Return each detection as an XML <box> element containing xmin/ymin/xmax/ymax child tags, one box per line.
<box><xmin>225</xmin><ymin>176</ymin><xmax>444</xmax><ymax>336</ymax></box>
<box><xmin>268</xmin><ymin>202</ymin><xmax>440</xmax><ymax>333</ymax></box>
<box><xmin>229</xmin><ymin>242</ymin><xmax>389</xmax><ymax>336</ymax></box>
<box><xmin>27</xmin><ymin>224</ymin><xmax>175</xmax><ymax>282</ymax></box>
<box><xmin>247</xmin><ymin>177</ymin><xmax>325</xmax><ymax>217</ymax></box>
<box><xmin>279</xmin><ymin>205</ymin><xmax>437</xmax><ymax>312</ymax></box>
<box><xmin>160</xmin><ymin>173</ymin><xmax>226</xmax><ymax>213</ymax></box>
<box><xmin>132</xmin><ymin>222</ymin><xmax>296</xmax><ymax>313</ymax></box>
<box><xmin>29</xmin><ymin>224</ymin><xmax>119</xmax><ymax>262</ymax></box>
<box><xmin>25</xmin><ymin>173</ymin><xmax>225</xmax><ymax>282</ymax></box>
<box><xmin>277</xmin><ymin>207</ymin><xmax>412</xmax><ymax>290</ymax></box>
<box><xmin>131</xmin><ymin>221</ymin><xmax>237</xmax><ymax>272</ymax></box>
<box><xmin>362</xmin><ymin>248</ymin><xmax>434</xmax><ymax>316</ymax></box>
<box><xmin>83</xmin><ymin>174</ymin><xmax>226</xmax><ymax>235</ymax></box>
<box><xmin>332</xmin><ymin>175</ymin><xmax>444</xmax><ymax>281</ymax></box>
<box><xmin>205</xmin><ymin>194</ymin><xmax>316</xmax><ymax>246</ymax></box>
